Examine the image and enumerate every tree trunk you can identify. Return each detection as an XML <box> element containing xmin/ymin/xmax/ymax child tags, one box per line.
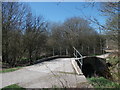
<box><xmin>29</xmin><ymin>50</ymin><xmax>33</xmax><ymax>65</ymax></box>
<box><xmin>53</xmin><ymin>48</ymin><xmax>54</xmax><ymax>56</ymax></box>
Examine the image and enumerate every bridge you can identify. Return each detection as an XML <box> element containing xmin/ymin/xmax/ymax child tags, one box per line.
<box><xmin>1</xmin><ymin>58</ymin><xmax>92</xmax><ymax>88</ymax></box>
<box><xmin>1</xmin><ymin>46</ymin><xmax>111</xmax><ymax>88</ymax></box>
<box><xmin>1</xmin><ymin>47</ymin><xmax>93</xmax><ymax>88</ymax></box>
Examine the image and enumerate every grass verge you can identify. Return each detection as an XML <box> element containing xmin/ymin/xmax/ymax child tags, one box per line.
<box><xmin>87</xmin><ymin>77</ymin><xmax>120</xmax><ymax>88</ymax></box>
<box><xmin>0</xmin><ymin>67</ymin><xmax>21</xmax><ymax>73</ymax></box>
<box><xmin>1</xmin><ymin>84</ymin><xmax>25</xmax><ymax>90</ymax></box>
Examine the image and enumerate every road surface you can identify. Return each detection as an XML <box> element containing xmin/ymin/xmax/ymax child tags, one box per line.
<box><xmin>0</xmin><ymin>58</ymin><xmax>91</xmax><ymax>88</ymax></box>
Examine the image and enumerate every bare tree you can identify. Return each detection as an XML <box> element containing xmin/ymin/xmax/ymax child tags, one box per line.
<box><xmin>47</xmin><ymin>17</ymin><xmax>104</xmax><ymax>56</ymax></box>
<box><xmin>2</xmin><ymin>2</ymin><xmax>27</xmax><ymax>67</ymax></box>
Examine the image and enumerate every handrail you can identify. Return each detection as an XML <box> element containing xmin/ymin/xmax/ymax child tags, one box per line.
<box><xmin>73</xmin><ymin>46</ymin><xmax>83</xmax><ymax>69</ymax></box>
<box><xmin>73</xmin><ymin>47</ymin><xmax>83</xmax><ymax>57</ymax></box>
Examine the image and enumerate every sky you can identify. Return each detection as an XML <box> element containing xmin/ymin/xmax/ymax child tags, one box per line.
<box><xmin>28</xmin><ymin>2</ymin><xmax>107</xmax><ymax>31</ymax></box>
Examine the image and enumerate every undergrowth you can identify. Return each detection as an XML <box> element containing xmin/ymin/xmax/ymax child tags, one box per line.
<box><xmin>87</xmin><ymin>77</ymin><xmax>120</xmax><ymax>88</ymax></box>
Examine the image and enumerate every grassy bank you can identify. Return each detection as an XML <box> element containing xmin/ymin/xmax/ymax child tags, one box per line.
<box><xmin>2</xmin><ymin>84</ymin><xmax>25</xmax><ymax>90</ymax></box>
<box><xmin>0</xmin><ymin>67</ymin><xmax>22</xmax><ymax>73</ymax></box>
<box><xmin>87</xmin><ymin>77</ymin><xmax>120</xmax><ymax>88</ymax></box>
<box><xmin>107</xmin><ymin>56</ymin><xmax>120</xmax><ymax>83</ymax></box>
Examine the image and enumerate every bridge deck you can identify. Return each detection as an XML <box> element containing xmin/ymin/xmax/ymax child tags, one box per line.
<box><xmin>1</xmin><ymin>58</ymin><xmax>91</xmax><ymax>88</ymax></box>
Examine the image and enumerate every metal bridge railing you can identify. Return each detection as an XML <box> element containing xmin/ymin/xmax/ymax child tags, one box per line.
<box><xmin>73</xmin><ymin>46</ymin><xmax>83</xmax><ymax>69</ymax></box>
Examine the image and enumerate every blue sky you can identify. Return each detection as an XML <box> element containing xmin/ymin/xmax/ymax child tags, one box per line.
<box><xmin>28</xmin><ymin>2</ymin><xmax>107</xmax><ymax>31</ymax></box>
